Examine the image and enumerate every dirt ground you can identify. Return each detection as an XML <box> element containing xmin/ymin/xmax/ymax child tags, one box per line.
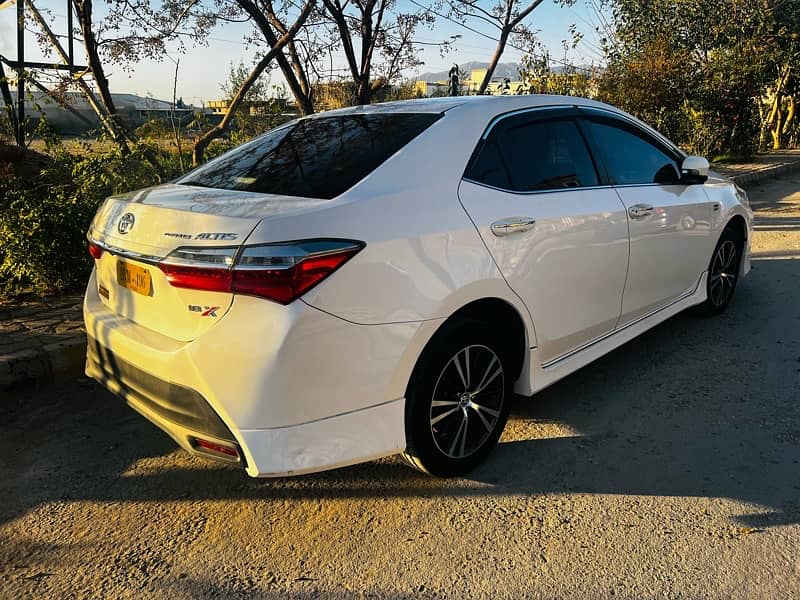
<box><xmin>1</xmin><ymin>176</ymin><xmax>799</xmax><ymax>599</ymax></box>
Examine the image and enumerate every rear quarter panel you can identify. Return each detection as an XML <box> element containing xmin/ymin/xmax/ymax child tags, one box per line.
<box><xmin>246</xmin><ymin>104</ymin><xmax>533</xmax><ymax>330</ymax></box>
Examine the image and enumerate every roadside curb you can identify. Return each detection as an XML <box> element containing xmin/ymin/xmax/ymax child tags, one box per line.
<box><xmin>728</xmin><ymin>158</ymin><xmax>800</xmax><ymax>187</ymax></box>
<box><xmin>1</xmin><ymin>335</ymin><xmax>86</xmax><ymax>393</ymax></box>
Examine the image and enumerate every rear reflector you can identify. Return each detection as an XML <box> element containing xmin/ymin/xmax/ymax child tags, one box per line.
<box><xmin>88</xmin><ymin>241</ymin><xmax>104</xmax><ymax>259</ymax></box>
<box><xmin>158</xmin><ymin>239</ymin><xmax>364</xmax><ymax>304</ymax></box>
<box><xmin>192</xmin><ymin>438</ymin><xmax>240</xmax><ymax>459</ymax></box>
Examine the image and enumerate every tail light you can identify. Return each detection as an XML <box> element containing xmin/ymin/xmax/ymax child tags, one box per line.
<box><xmin>158</xmin><ymin>239</ymin><xmax>364</xmax><ymax>304</ymax></box>
<box><xmin>158</xmin><ymin>247</ymin><xmax>236</xmax><ymax>293</ymax></box>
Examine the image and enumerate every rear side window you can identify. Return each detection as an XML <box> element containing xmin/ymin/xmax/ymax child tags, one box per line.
<box><xmin>585</xmin><ymin>120</ymin><xmax>680</xmax><ymax>185</ymax></box>
<box><xmin>178</xmin><ymin>113</ymin><xmax>441</xmax><ymax>199</ymax></box>
<box><xmin>466</xmin><ymin>117</ymin><xmax>598</xmax><ymax>192</ymax></box>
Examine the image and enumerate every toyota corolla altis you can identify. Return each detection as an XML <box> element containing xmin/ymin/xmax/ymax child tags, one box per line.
<box><xmin>84</xmin><ymin>95</ymin><xmax>752</xmax><ymax>477</ymax></box>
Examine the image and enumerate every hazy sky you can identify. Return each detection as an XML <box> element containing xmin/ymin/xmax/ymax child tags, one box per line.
<box><xmin>0</xmin><ymin>0</ymin><xmax>607</xmax><ymax>105</ymax></box>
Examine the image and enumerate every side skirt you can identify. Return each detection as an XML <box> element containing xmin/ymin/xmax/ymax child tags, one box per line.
<box><xmin>520</xmin><ymin>272</ymin><xmax>708</xmax><ymax>396</ymax></box>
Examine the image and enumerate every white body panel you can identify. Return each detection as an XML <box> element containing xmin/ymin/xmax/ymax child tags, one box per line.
<box><xmin>458</xmin><ymin>181</ymin><xmax>629</xmax><ymax>363</ymax></box>
<box><xmin>83</xmin><ymin>95</ymin><xmax>754</xmax><ymax>477</ymax></box>
<box><xmin>529</xmin><ymin>272</ymin><xmax>709</xmax><ymax>393</ymax></box>
<box><xmin>238</xmin><ymin>400</ymin><xmax>406</xmax><ymax>477</ymax></box>
<box><xmin>615</xmin><ymin>184</ymin><xmax>713</xmax><ymax>325</ymax></box>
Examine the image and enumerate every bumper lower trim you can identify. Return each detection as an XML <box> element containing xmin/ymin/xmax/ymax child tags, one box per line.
<box><xmin>86</xmin><ymin>337</ymin><xmax>245</xmax><ymax>467</ymax></box>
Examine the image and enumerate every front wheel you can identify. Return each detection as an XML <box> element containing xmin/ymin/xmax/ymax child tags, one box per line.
<box><xmin>701</xmin><ymin>226</ymin><xmax>743</xmax><ymax>315</ymax></box>
<box><xmin>403</xmin><ymin>323</ymin><xmax>512</xmax><ymax>477</ymax></box>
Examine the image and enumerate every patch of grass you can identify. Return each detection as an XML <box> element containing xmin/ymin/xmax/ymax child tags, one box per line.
<box><xmin>711</xmin><ymin>153</ymin><xmax>755</xmax><ymax>165</ymax></box>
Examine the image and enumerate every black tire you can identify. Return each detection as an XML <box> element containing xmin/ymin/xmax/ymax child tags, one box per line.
<box><xmin>403</xmin><ymin>321</ymin><xmax>512</xmax><ymax>477</ymax></box>
<box><xmin>701</xmin><ymin>225</ymin><xmax>744</xmax><ymax>315</ymax></box>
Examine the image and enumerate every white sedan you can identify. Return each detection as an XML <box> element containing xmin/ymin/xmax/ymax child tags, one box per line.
<box><xmin>84</xmin><ymin>95</ymin><xmax>753</xmax><ymax>477</ymax></box>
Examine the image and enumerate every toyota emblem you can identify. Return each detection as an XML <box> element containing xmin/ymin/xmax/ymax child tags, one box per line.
<box><xmin>118</xmin><ymin>213</ymin><xmax>135</xmax><ymax>235</ymax></box>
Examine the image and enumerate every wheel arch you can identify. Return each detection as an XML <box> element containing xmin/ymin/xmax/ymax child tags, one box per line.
<box><xmin>725</xmin><ymin>213</ymin><xmax>748</xmax><ymax>242</ymax></box>
<box><xmin>405</xmin><ymin>297</ymin><xmax>530</xmax><ymax>397</ymax></box>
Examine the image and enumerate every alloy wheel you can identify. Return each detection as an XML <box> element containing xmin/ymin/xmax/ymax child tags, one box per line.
<box><xmin>429</xmin><ymin>344</ymin><xmax>505</xmax><ymax>459</ymax></box>
<box><xmin>709</xmin><ymin>239</ymin><xmax>738</xmax><ymax>307</ymax></box>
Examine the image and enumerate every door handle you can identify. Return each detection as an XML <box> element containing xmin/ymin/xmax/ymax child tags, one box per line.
<box><xmin>628</xmin><ymin>204</ymin><xmax>654</xmax><ymax>219</ymax></box>
<box><xmin>490</xmin><ymin>217</ymin><xmax>536</xmax><ymax>237</ymax></box>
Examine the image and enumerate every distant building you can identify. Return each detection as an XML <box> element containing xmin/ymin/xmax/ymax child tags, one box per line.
<box><xmin>414</xmin><ymin>68</ymin><xmax>529</xmax><ymax>97</ymax></box>
<box><xmin>206</xmin><ymin>98</ymin><xmax>293</xmax><ymax>116</ymax></box>
<box><xmin>7</xmin><ymin>90</ymin><xmax>203</xmax><ymax>135</ymax></box>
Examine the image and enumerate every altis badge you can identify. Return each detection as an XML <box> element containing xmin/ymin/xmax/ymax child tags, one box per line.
<box><xmin>164</xmin><ymin>232</ymin><xmax>238</xmax><ymax>241</ymax></box>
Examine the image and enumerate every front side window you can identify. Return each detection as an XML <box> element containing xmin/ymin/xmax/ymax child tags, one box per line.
<box><xmin>586</xmin><ymin>120</ymin><xmax>680</xmax><ymax>186</ymax></box>
<box><xmin>178</xmin><ymin>113</ymin><xmax>442</xmax><ymax>199</ymax></box>
<box><xmin>466</xmin><ymin>117</ymin><xmax>599</xmax><ymax>192</ymax></box>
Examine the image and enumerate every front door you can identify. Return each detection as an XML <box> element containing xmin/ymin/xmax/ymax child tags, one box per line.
<box><xmin>580</xmin><ymin>116</ymin><xmax>712</xmax><ymax>325</ymax></box>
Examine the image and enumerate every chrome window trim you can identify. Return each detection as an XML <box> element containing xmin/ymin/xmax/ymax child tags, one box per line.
<box><xmin>460</xmin><ymin>177</ymin><xmax>618</xmax><ymax>196</ymax></box>
<box><xmin>462</xmin><ymin>176</ymin><xmax>670</xmax><ymax>196</ymax></box>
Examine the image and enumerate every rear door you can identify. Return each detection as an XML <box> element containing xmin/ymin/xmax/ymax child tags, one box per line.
<box><xmin>458</xmin><ymin>108</ymin><xmax>630</xmax><ymax>365</ymax></box>
<box><xmin>579</xmin><ymin>112</ymin><xmax>712</xmax><ymax>326</ymax></box>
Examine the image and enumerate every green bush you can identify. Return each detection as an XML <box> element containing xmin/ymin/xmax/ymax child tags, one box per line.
<box><xmin>0</xmin><ymin>144</ymin><xmax>178</xmax><ymax>299</ymax></box>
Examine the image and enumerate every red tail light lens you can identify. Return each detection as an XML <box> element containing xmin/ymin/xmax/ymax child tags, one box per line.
<box><xmin>158</xmin><ymin>240</ymin><xmax>364</xmax><ymax>304</ymax></box>
<box><xmin>158</xmin><ymin>247</ymin><xmax>237</xmax><ymax>292</ymax></box>
<box><xmin>159</xmin><ymin>264</ymin><xmax>232</xmax><ymax>292</ymax></box>
<box><xmin>88</xmin><ymin>241</ymin><xmax>104</xmax><ymax>260</ymax></box>
<box><xmin>232</xmin><ymin>243</ymin><xmax>362</xmax><ymax>304</ymax></box>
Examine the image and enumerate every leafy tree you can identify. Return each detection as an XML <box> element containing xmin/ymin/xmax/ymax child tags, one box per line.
<box><xmin>518</xmin><ymin>48</ymin><xmax>596</xmax><ymax>96</ymax></box>
<box><xmin>220</xmin><ymin>61</ymin><xmax>275</xmax><ymax>109</ymax></box>
<box><xmin>598</xmin><ymin>0</ymin><xmax>800</xmax><ymax>156</ymax></box>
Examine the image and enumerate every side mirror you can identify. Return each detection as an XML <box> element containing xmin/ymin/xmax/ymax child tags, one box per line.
<box><xmin>681</xmin><ymin>156</ymin><xmax>709</xmax><ymax>184</ymax></box>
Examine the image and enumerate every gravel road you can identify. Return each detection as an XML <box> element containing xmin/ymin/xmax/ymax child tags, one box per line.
<box><xmin>2</xmin><ymin>177</ymin><xmax>799</xmax><ymax>599</ymax></box>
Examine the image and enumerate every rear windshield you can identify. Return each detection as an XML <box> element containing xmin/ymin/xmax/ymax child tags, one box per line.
<box><xmin>178</xmin><ymin>113</ymin><xmax>442</xmax><ymax>199</ymax></box>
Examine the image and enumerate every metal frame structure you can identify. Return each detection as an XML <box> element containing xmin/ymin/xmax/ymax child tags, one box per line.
<box><xmin>0</xmin><ymin>0</ymin><xmax>89</xmax><ymax>145</ymax></box>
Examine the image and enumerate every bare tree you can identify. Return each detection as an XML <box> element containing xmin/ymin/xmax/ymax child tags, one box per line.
<box><xmin>27</xmin><ymin>2</ymin><xmax>130</xmax><ymax>152</ymax></box>
<box><xmin>71</xmin><ymin>0</ymin><xmax>131</xmax><ymax>147</ymax></box>
<box><xmin>192</xmin><ymin>0</ymin><xmax>315</xmax><ymax>165</ymax></box>
<box><xmin>444</xmin><ymin>0</ymin><xmax>558</xmax><ymax>94</ymax></box>
<box><xmin>321</xmin><ymin>0</ymin><xmax>438</xmax><ymax>105</ymax></box>
<box><xmin>235</xmin><ymin>0</ymin><xmax>318</xmax><ymax>115</ymax></box>
<box><xmin>27</xmin><ymin>0</ymin><xmax>213</xmax><ymax>174</ymax></box>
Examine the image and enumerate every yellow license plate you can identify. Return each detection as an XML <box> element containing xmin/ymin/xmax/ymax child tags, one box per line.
<box><xmin>116</xmin><ymin>260</ymin><xmax>153</xmax><ymax>296</ymax></box>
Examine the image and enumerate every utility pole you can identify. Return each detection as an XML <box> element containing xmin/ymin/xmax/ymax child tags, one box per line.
<box><xmin>448</xmin><ymin>64</ymin><xmax>460</xmax><ymax>97</ymax></box>
<box><xmin>16</xmin><ymin>0</ymin><xmax>24</xmax><ymax>145</ymax></box>
<box><xmin>0</xmin><ymin>0</ymin><xmax>88</xmax><ymax>146</ymax></box>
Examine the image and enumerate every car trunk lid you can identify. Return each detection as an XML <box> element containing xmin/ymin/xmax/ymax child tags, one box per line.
<box><xmin>87</xmin><ymin>184</ymin><xmax>323</xmax><ymax>341</ymax></box>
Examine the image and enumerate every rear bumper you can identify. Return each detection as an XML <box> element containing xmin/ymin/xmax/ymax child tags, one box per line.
<box><xmin>83</xmin><ymin>269</ymin><xmax>430</xmax><ymax>476</ymax></box>
<box><xmin>86</xmin><ymin>338</ymin><xmax>245</xmax><ymax>466</ymax></box>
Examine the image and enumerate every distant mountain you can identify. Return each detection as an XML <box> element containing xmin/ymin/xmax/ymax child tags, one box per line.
<box><xmin>415</xmin><ymin>62</ymin><xmax>521</xmax><ymax>82</ymax></box>
<box><xmin>414</xmin><ymin>61</ymin><xmax>597</xmax><ymax>82</ymax></box>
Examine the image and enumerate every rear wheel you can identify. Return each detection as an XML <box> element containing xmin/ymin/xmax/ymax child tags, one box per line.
<box><xmin>701</xmin><ymin>225</ymin><xmax>743</xmax><ymax>315</ymax></box>
<box><xmin>403</xmin><ymin>323</ymin><xmax>512</xmax><ymax>477</ymax></box>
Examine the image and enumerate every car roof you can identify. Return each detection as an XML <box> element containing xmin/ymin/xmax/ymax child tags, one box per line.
<box><xmin>310</xmin><ymin>94</ymin><xmax>618</xmax><ymax>118</ymax></box>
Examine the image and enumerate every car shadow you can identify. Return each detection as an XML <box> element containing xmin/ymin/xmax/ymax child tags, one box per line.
<box><xmin>2</xmin><ymin>258</ymin><xmax>799</xmax><ymax>531</ymax></box>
